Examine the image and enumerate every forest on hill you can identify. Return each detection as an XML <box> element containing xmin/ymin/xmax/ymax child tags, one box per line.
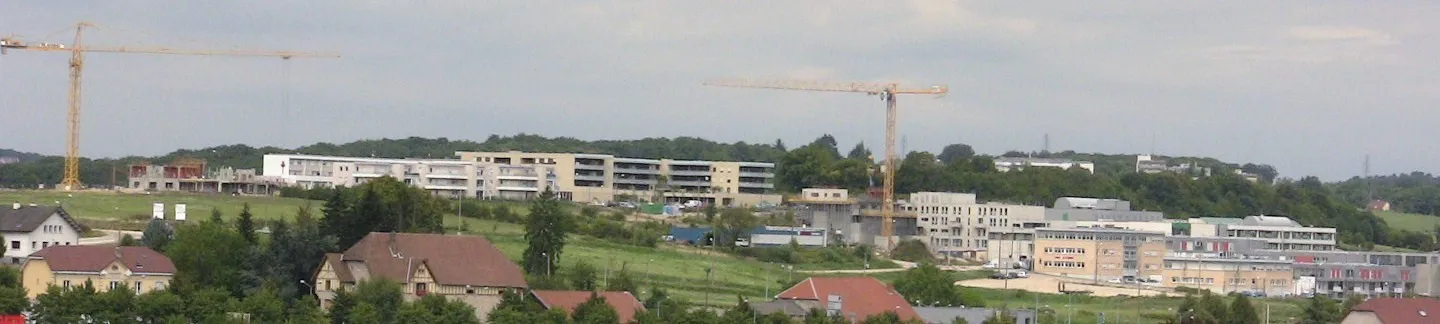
<box><xmin>1329</xmin><ymin>172</ymin><xmax>1440</xmax><ymax>216</ymax></box>
<box><xmin>0</xmin><ymin>133</ymin><xmax>1429</xmax><ymax>250</ymax></box>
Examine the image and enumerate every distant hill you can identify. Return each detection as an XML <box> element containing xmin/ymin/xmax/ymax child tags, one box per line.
<box><xmin>0</xmin><ymin>148</ymin><xmax>43</xmax><ymax>163</ymax></box>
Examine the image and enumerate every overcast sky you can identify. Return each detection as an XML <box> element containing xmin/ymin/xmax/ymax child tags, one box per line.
<box><xmin>2</xmin><ymin>1</ymin><xmax>1437</xmax><ymax>181</ymax></box>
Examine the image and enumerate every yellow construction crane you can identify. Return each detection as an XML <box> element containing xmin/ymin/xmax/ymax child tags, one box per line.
<box><xmin>703</xmin><ymin>78</ymin><xmax>948</xmax><ymax>251</ymax></box>
<box><xmin>1</xmin><ymin>21</ymin><xmax>339</xmax><ymax>190</ymax></box>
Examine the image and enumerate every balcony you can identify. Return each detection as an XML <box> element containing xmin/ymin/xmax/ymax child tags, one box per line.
<box><xmin>497</xmin><ymin>186</ymin><xmax>540</xmax><ymax>192</ymax></box>
<box><xmin>574</xmin><ymin>174</ymin><xmax>606</xmax><ymax>182</ymax></box>
<box><xmin>668</xmin><ymin>180</ymin><xmax>711</xmax><ymax>187</ymax></box>
<box><xmin>575</xmin><ymin>163</ymin><xmax>606</xmax><ymax>171</ymax></box>
<box><xmin>738</xmin><ymin>182</ymin><xmax>774</xmax><ymax>189</ymax></box>
<box><xmin>739</xmin><ymin>171</ymin><xmax>775</xmax><ymax>178</ymax></box>
<box><xmin>425</xmin><ymin>172</ymin><xmax>469</xmax><ymax>179</ymax></box>
<box><xmin>423</xmin><ymin>184</ymin><xmax>469</xmax><ymax>191</ymax></box>
<box><xmin>614</xmin><ymin>177</ymin><xmax>658</xmax><ymax>185</ymax></box>
<box><xmin>667</xmin><ymin>169</ymin><xmax>711</xmax><ymax>177</ymax></box>
<box><xmin>613</xmin><ymin>167</ymin><xmax>660</xmax><ymax>175</ymax></box>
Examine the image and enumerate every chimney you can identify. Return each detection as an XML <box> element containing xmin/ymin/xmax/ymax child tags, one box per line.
<box><xmin>388</xmin><ymin>232</ymin><xmax>401</xmax><ymax>258</ymax></box>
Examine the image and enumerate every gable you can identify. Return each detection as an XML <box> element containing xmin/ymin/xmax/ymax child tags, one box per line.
<box><xmin>0</xmin><ymin>206</ymin><xmax>81</xmax><ymax>233</ymax></box>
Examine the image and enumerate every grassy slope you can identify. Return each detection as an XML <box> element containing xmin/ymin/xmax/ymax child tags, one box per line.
<box><xmin>1376</xmin><ymin>210</ymin><xmax>1440</xmax><ymax>232</ymax></box>
<box><xmin>0</xmin><ymin>190</ymin><xmax>317</xmax><ymax>229</ymax></box>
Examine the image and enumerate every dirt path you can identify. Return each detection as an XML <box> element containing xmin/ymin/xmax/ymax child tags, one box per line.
<box><xmin>956</xmin><ymin>273</ymin><xmax>1171</xmax><ymax>297</ymax></box>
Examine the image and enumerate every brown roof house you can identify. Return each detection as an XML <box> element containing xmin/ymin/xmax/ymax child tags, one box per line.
<box><xmin>313</xmin><ymin>232</ymin><xmax>527</xmax><ymax>320</ymax></box>
<box><xmin>1341</xmin><ymin>297</ymin><xmax>1440</xmax><ymax>324</ymax></box>
<box><xmin>763</xmin><ymin>276</ymin><xmax>920</xmax><ymax>322</ymax></box>
<box><xmin>21</xmin><ymin>246</ymin><xmax>175</xmax><ymax>299</ymax></box>
<box><xmin>1367</xmin><ymin>200</ymin><xmax>1392</xmax><ymax>212</ymax></box>
<box><xmin>532</xmin><ymin>290</ymin><xmax>646</xmax><ymax>323</ymax></box>
<box><xmin>0</xmin><ymin>204</ymin><xmax>84</xmax><ymax>265</ymax></box>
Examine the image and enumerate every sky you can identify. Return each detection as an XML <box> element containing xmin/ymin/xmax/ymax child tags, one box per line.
<box><xmin>1</xmin><ymin>1</ymin><xmax>1437</xmax><ymax>181</ymax></box>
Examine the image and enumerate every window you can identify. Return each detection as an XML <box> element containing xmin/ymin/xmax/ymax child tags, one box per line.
<box><xmin>325</xmin><ymin>280</ymin><xmax>332</xmax><ymax>291</ymax></box>
<box><xmin>110</xmin><ymin>281</ymin><xmax>121</xmax><ymax>290</ymax></box>
<box><xmin>155</xmin><ymin>281</ymin><xmax>166</xmax><ymax>291</ymax></box>
<box><xmin>466</xmin><ymin>289</ymin><xmax>476</xmax><ymax>294</ymax></box>
<box><xmin>134</xmin><ymin>282</ymin><xmax>143</xmax><ymax>293</ymax></box>
<box><xmin>10</xmin><ymin>241</ymin><xmax>17</xmax><ymax>249</ymax></box>
<box><xmin>31</xmin><ymin>242</ymin><xmax>36</xmax><ymax>250</ymax></box>
<box><xmin>415</xmin><ymin>283</ymin><xmax>428</xmax><ymax>295</ymax></box>
<box><xmin>62</xmin><ymin>280</ymin><xmax>70</xmax><ymax>288</ymax></box>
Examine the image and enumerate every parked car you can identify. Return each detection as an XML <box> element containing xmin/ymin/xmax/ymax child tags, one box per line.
<box><xmin>1013</xmin><ymin>270</ymin><xmax>1028</xmax><ymax>278</ymax></box>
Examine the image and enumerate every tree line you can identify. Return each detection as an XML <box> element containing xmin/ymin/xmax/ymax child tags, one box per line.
<box><xmin>1329</xmin><ymin>172</ymin><xmax>1440</xmax><ymax>216</ymax></box>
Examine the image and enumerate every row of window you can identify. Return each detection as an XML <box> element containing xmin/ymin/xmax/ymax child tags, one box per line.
<box><xmin>912</xmin><ymin>206</ymin><xmax>1013</xmax><ymax>217</ymax></box>
<box><xmin>1041</xmin><ymin>261</ymin><xmax>1085</xmax><ymax>269</ymax></box>
<box><xmin>61</xmin><ymin>279</ymin><xmax>166</xmax><ymax>292</ymax></box>
<box><xmin>1044</xmin><ymin>247</ymin><xmax>1085</xmax><ymax>254</ymax></box>
<box><xmin>10</xmin><ymin>240</ymin><xmax>72</xmax><ymax>251</ymax></box>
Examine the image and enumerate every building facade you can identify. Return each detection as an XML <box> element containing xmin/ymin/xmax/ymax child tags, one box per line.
<box><xmin>314</xmin><ymin>233</ymin><xmax>528</xmax><ymax>320</ymax></box>
<box><xmin>454</xmin><ymin>151</ymin><xmax>781</xmax><ymax>206</ymax></box>
<box><xmin>1</xmin><ymin>205</ymin><xmax>83</xmax><ymax>265</ymax></box>
<box><xmin>1045</xmin><ymin>197</ymin><xmax>1165</xmax><ymax>222</ymax></box>
<box><xmin>21</xmin><ymin>246</ymin><xmax>174</xmax><ymax>299</ymax></box>
<box><xmin>909</xmin><ymin>192</ymin><xmax>1045</xmax><ymax>261</ymax></box>
<box><xmin>993</xmin><ymin>157</ymin><xmax>1095</xmax><ymax>174</ymax></box>
<box><xmin>1219</xmin><ymin>216</ymin><xmax>1337</xmax><ymax>251</ymax></box>
<box><xmin>263</xmin><ymin>154</ymin><xmax>557</xmax><ymax>200</ymax></box>
<box><xmin>1032</xmin><ymin>227</ymin><xmax>1166</xmax><ymax>282</ymax></box>
<box><xmin>1161</xmin><ymin>256</ymin><xmax>1294</xmax><ymax>295</ymax></box>
<box><xmin>129</xmin><ymin>161</ymin><xmax>282</xmax><ymax>195</ymax></box>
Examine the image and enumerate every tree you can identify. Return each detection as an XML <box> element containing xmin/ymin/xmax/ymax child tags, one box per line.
<box><xmin>183</xmin><ymin>287</ymin><xmax>234</xmax><ymax>323</ymax></box>
<box><xmin>241</xmin><ymin>286</ymin><xmax>286</xmax><ymax>323</ymax></box>
<box><xmin>775</xmin><ymin>139</ymin><xmax>787</xmax><ymax>152</ymax></box>
<box><xmin>893</xmin><ymin>263</ymin><xmax>976</xmax><ymax>307</ymax></box>
<box><xmin>348</xmin><ymin>303</ymin><xmax>385</xmax><ymax>324</ymax></box>
<box><xmin>119</xmin><ymin>233</ymin><xmax>139</xmax><ymax>246</ymax></box>
<box><xmin>135</xmin><ymin>290</ymin><xmax>185</xmax><ymax>323</ymax></box>
<box><xmin>210</xmin><ymin>208</ymin><xmax>224</xmax><ymax>224</ymax></box>
<box><xmin>489</xmin><ymin>290</ymin><xmax>545</xmax><ymax>323</ymax></box>
<box><xmin>264</xmin><ymin>206</ymin><xmax>337</xmax><ymax>303</ymax></box>
<box><xmin>140</xmin><ymin>219</ymin><xmax>175</xmax><ymax>252</ymax></box>
<box><xmin>607</xmin><ymin>264</ymin><xmax>638</xmax><ymax>295</ymax></box>
<box><xmin>720</xmin><ymin>295</ymin><xmax>757</xmax><ymax>324</ymax></box>
<box><xmin>320</xmin><ymin>188</ymin><xmax>352</xmax><ymax>244</ymax></box>
<box><xmin>1301</xmin><ymin>295</ymin><xmax>1338</xmax><ymax>324</ymax></box>
<box><xmin>937</xmin><ymin>144</ymin><xmax>975</xmax><ymax>165</ymax></box>
<box><xmin>572</xmin><ymin>292</ymin><xmax>620</xmax><ymax>324</ymax></box>
<box><xmin>348</xmin><ymin>279</ymin><xmax>404</xmax><ymax>324</ymax></box>
<box><xmin>848</xmin><ymin>142</ymin><xmax>872</xmax><ymax>160</ymax></box>
<box><xmin>237</xmin><ymin>203</ymin><xmax>258</xmax><ymax>245</ymax></box>
<box><xmin>287</xmin><ymin>296</ymin><xmax>329</xmax><ymax>324</ymax></box>
<box><xmin>167</xmin><ymin>220</ymin><xmax>249</xmax><ymax>296</ymax></box>
<box><xmin>716</xmin><ymin>208</ymin><xmax>759</xmax><ymax>248</ymax></box>
<box><xmin>981</xmin><ymin>309</ymin><xmax>1015</xmax><ymax>324</ymax></box>
<box><xmin>0</xmin><ymin>267</ymin><xmax>27</xmax><ymax>314</ymax></box>
<box><xmin>889</xmin><ymin>240</ymin><xmax>933</xmax><ymax>263</ymax></box>
<box><xmin>570</xmin><ymin>260</ymin><xmax>600</xmax><ymax>291</ymax></box>
<box><xmin>524</xmin><ymin>189</ymin><xmax>573</xmax><ymax>276</ymax></box>
<box><xmin>398</xmin><ymin>294</ymin><xmax>481</xmax><ymax>324</ymax></box>
<box><xmin>31</xmin><ymin>283</ymin><xmax>98</xmax><ymax>324</ymax></box>
<box><xmin>1227</xmin><ymin>294</ymin><xmax>1260</xmax><ymax>324</ymax></box>
<box><xmin>704</xmin><ymin>203</ymin><xmax>718</xmax><ymax>223</ymax></box>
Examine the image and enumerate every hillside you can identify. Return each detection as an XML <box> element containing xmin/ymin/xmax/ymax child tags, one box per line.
<box><xmin>0</xmin><ymin>148</ymin><xmax>43</xmax><ymax>163</ymax></box>
<box><xmin>1329</xmin><ymin>172</ymin><xmax>1440</xmax><ymax>216</ymax></box>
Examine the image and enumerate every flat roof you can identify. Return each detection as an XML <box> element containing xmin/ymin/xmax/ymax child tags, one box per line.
<box><xmin>1035</xmin><ymin>227</ymin><xmax>1166</xmax><ymax>235</ymax></box>
<box><xmin>1163</xmin><ymin>257</ymin><xmax>1292</xmax><ymax>264</ymax></box>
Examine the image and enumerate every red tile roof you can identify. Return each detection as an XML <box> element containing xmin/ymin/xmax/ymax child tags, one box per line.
<box><xmin>776</xmin><ymin>277</ymin><xmax>919</xmax><ymax>321</ymax></box>
<box><xmin>532</xmin><ymin>290</ymin><xmax>646</xmax><ymax>323</ymax></box>
<box><xmin>1350</xmin><ymin>297</ymin><xmax>1440</xmax><ymax>324</ymax></box>
<box><xmin>29</xmin><ymin>246</ymin><xmax>175</xmax><ymax>274</ymax></box>
<box><xmin>339</xmin><ymin>232</ymin><xmax>526</xmax><ymax>288</ymax></box>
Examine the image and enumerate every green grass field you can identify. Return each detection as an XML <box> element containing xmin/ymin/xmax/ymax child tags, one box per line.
<box><xmin>0</xmin><ymin>190</ymin><xmax>320</xmax><ymax>230</ymax></box>
<box><xmin>1376</xmin><ymin>210</ymin><xmax>1440</xmax><ymax>232</ymax></box>
<box><xmin>965</xmin><ymin>288</ymin><xmax>1307</xmax><ymax>324</ymax></box>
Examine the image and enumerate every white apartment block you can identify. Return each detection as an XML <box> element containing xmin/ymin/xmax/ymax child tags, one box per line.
<box><xmin>1219</xmin><ymin>216</ymin><xmax>1337</xmax><ymax>251</ymax></box>
<box><xmin>908</xmin><ymin>192</ymin><xmax>1045</xmax><ymax>261</ymax></box>
<box><xmin>993</xmin><ymin>157</ymin><xmax>1096</xmax><ymax>174</ymax></box>
<box><xmin>262</xmin><ymin>154</ymin><xmax>556</xmax><ymax>200</ymax></box>
<box><xmin>455</xmin><ymin>151</ymin><xmax>781</xmax><ymax>207</ymax></box>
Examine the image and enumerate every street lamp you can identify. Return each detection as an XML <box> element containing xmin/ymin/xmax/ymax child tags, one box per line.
<box><xmin>542</xmin><ymin>252</ymin><xmax>552</xmax><ymax>276</ymax></box>
<box><xmin>299</xmin><ymin>280</ymin><xmax>313</xmax><ymax>297</ymax></box>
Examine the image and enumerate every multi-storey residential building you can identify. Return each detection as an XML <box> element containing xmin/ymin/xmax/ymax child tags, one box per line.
<box><xmin>262</xmin><ymin>154</ymin><xmax>556</xmax><ymax>200</ymax></box>
<box><xmin>1249</xmin><ymin>250</ymin><xmax>1440</xmax><ymax>298</ymax></box>
<box><xmin>1161</xmin><ymin>256</ymin><xmax>1294</xmax><ymax>295</ymax></box>
<box><xmin>455</xmin><ymin>151</ymin><xmax>780</xmax><ymax>206</ymax></box>
<box><xmin>993</xmin><ymin>157</ymin><xmax>1095</xmax><ymax>174</ymax></box>
<box><xmin>1032</xmin><ymin>227</ymin><xmax>1166</xmax><ymax>283</ymax></box>
<box><xmin>1045</xmin><ymin>197</ymin><xmax>1165</xmax><ymax>222</ymax></box>
<box><xmin>908</xmin><ymin>192</ymin><xmax>1045</xmax><ymax>261</ymax></box>
<box><xmin>1219</xmin><ymin>216</ymin><xmax>1337</xmax><ymax>251</ymax></box>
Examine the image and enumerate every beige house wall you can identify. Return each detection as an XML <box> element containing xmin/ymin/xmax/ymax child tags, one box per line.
<box><xmin>1033</xmin><ymin>238</ymin><xmax>1100</xmax><ymax>280</ymax></box>
<box><xmin>21</xmin><ymin>259</ymin><xmax>171</xmax><ymax>299</ymax></box>
<box><xmin>1162</xmin><ymin>260</ymin><xmax>1294</xmax><ymax>295</ymax></box>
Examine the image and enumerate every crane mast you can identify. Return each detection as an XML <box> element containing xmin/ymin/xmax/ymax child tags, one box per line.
<box><xmin>703</xmin><ymin>78</ymin><xmax>947</xmax><ymax>252</ymax></box>
<box><xmin>2</xmin><ymin>21</ymin><xmax>339</xmax><ymax>190</ymax></box>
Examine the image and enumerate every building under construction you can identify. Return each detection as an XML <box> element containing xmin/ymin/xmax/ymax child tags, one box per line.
<box><xmin>127</xmin><ymin>158</ymin><xmax>282</xmax><ymax>195</ymax></box>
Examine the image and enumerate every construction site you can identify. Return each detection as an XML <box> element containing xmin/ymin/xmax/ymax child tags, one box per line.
<box><xmin>124</xmin><ymin>158</ymin><xmax>282</xmax><ymax>195</ymax></box>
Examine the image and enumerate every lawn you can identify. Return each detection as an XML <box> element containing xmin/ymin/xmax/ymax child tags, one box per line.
<box><xmin>1376</xmin><ymin>210</ymin><xmax>1440</xmax><ymax>232</ymax></box>
<box><xmin>0</xmin><ymin>190</ymin><xmax>319</xmax><ymax>230</ymax></box>
<box><xmin>961</xmin><ymin>288</ymin><xmax>1309</xmax><ymax>324</ymax></box>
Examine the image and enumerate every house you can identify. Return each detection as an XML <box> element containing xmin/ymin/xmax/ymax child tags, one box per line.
<box><xmin>1341</xmin><ymin>297</ymin><xmax>1440</xmax><ymax>324</ymax></box>
<box><xmin>1368</xmin><ymin>200</ymin><xmax>1392</xmax><ymax>212</ymax></box>
<box><xmin>1</xmin><ymin>204</ymin><xmax>83</xmax><ymax>265</ymax></box>
<box><xmin>914</xmin><ymin>307</ymin><xmax>1036</xmax><ymax>324</ymax></box>
<box><xmin>313</xmin><ymin>232</ymin><xmax>527</xmax><ymax>321</ymax></box>
<box><xmin>20</xmin><ymin>246</ymin><xmax>175</xmax><ymax>299</ymax></box>
<box><xmin>531</xmin><ymin>290</ymin><xmax>646</xmax><ymax>323</ymax></box>
<box><xmin>773</xmin><ymin>277</ymin><xmax>920</xmax><ymax>322</ymax></box>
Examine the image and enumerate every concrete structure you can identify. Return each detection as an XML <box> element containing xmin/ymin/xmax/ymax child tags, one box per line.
<box><xmin>908</xmin><ymin>192</ymin><xmax>1045</xmax><ymax>261</ymax></box>
<box><xmin>1045</xmin><ymin>197</ymin><xmax>1165</xmax><ymax>222</ymax></box>
<box><xmin>314</xmin><ymin>233</ymin><xmax>527</xmax><ymax>320</ymax></box>
<box><xmin>21</xmin><ymin>246</ymin><xmax>174</xmax><ymax>299</ymax></box>
<box><xmin>455</xmin><ymin>151</ymin><xmax>781</xmax><ymax>206</ymax></box>
<box><xmin>914</xmin><ymin>307</ymin><xmax>1036</xmax><ymax>324</ymax></box>
<box><xmin>1032</xmin><ymin>227</ymin><xmax>1166</xmax><ymax>283</ymax></box>
<box><xmin>129</xmin><ymin>161</ymin><xmax>282</xmax><ymax>194</ymax></box>
<box><xmin>1341</xmin><ymin>297</ymin><xmax>1440</xmax><ymax>324</ymax></box>
<box><xmin>1</xmin><ymin>205</ymin><xmax>82</xmax><ymax>265</ymax></box>
<box><xmin>994</xmin><ymin>157</ymin><xmax>1095</xmax><ymax>174</ymax></box>
<box><xmin>793</xmin><ymin>188</ymin><xmax>917</xmax><ymax>247</ymax></box>
<box><xmin>1135</xmin><ymin>154</ymin><xmax>1212</xmax><ymax>177</ymax></box>
<box><xmin>1219</xmin><ymin>216</ymin><xmax>1337</xmax><ymax>251</ymax></box>
<box><xmin>263</xmin><ymin>154</ymin><xmax>556</xmax><ymax>200</ymax></box>
<box><xmin>749</xmin><ymin>226</ymin><xmax>828</xmax><ymax>247</ymax></box>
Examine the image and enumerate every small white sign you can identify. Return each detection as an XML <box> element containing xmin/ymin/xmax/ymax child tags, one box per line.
<box><xmin>175</xmin><ymin>204</ymin><xmax>187</xmax><ymax>221</ymax></box>
<box><xmin>152</xmin><ymin>203</ymin><xmax>165</xmax><ymax>219</ymax></box>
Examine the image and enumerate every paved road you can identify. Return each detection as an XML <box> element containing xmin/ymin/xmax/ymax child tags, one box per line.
<box><xmin>79</xmin><ymin>230</ymin><xmax>145</xmax><ymax>246</ymax></box>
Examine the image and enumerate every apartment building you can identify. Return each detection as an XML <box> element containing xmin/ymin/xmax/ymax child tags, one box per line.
<box><xmin>1161</xmin><ymin>256</ymin><xmax>1294</xmax><ymax>295</ymax></box>
<box><xmin>908</xmin><ymin>192</ymin><xmax>1045</xmax><ymax>261</ymax></box>
<box><xmin>993</xmin><ymin>157</ymin><xmax>1096</xmax><ymax>174</ymax></box>
<box><xmin>261</xmin><ymin>154</ymin><xmax>556</xmax><ymax>200</ymax></box>
<box><xmin>1032</xmin><ymin>227</ymin><xmax>1166</xmax><ymax>283</ymax></box>
<box><xmin>1219</xmin><ymin>216</ymin><xmax>1337</xmax><ymax>251</ymax></box>
<box><xmin>455</xmin><ymin>151</ymin><xmax>781</xmax><ymax>207</ymax></box>
<box><xmin>1045</xmin><ymin>197</ymin><xmax>1165</xmax><ymax>222</ymax></box>
<box><xmin>1248</xmin><ymin>250</ymin><xmax>1440</xmax><ymax>298</ymax></box>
